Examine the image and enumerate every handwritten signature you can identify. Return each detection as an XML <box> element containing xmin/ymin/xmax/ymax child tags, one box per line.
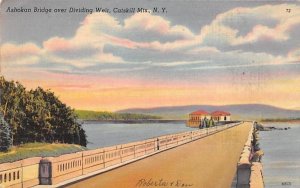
<box><xmin>136</xmin><ymin>178</ymin><xmax>193</xmax><ymax>187</ymax></box>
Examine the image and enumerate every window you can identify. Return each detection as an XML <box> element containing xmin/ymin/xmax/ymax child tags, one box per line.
<box><xmin>0</xmin><ymin>174</ymin><xmax>2</xmax><ymax>183</ymax></box>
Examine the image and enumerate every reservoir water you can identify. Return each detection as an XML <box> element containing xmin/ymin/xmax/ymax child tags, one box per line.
<box><xmin>83</xmin><ymin>121</ymin><xmax>192</xmax><ymax>149</ymax></box>
<box><xmin>259</xmin><ymin>123</ymin><xmax>300</xmax><ymax>188</ymax></box>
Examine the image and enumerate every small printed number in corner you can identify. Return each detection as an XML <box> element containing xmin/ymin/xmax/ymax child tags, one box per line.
<box><xmin>282</xmin><ymin>182</ymin><xmax>292</xmax><ymax>186</ymax></box>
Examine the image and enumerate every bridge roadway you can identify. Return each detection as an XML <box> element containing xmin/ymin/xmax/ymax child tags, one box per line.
<box><xmin>66</xmin><ymin>122</ymin><xmax>252</xmax><ymax>188</ymax></box>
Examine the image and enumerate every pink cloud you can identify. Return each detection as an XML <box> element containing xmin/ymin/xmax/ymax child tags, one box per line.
<box><xmin>105</xmin><ymin>35</ymin><xmax>140</xmax><ymax>49</ymax></box>
<box><xmin>43</xmin><ymin>37</ymin><xmax>73</xmax><ymax>52</ymax></box>
<box><xmin>1</xmin><ymin>43</ymin><xmax>41</xmax><ymax>65</ymax></box>
<box><xmin>124</xmin><ymin>14</ymin><xmax>194</xmax><ymax>38</ymax></box>
<box><xmin>2</xmin><ymin>43</ymin><xmax>41</xmax><ymax>60</ymax></box>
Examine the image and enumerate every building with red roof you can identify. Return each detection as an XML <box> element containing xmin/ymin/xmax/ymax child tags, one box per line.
<box><xmin>186</xmin><ymin>110</ymin><xmax>211</xmax><ymax>127</ymax></box>
<box><xmin>211</xmin><ymin>111</ymin><xmax>231</xmax><ymax>121</ymax></box>
<box><xmin>186</xmin><ymin>110</ymin><xmax>231</xmax><ymax>128</ymax></box>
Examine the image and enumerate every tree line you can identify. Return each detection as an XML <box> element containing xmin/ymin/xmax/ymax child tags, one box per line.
<box><xmin>75</xmin><ymin>110</ymin><xmax>161</xmax><ymax>121</ymax></box>
<box><xmin>0</xmin><ymin>77</ymin><xmax>87</xmax><ymax>149</ymax></box>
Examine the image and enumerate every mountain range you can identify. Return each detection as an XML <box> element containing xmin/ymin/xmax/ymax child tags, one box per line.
<box><xmin>117</xmin><ymin>104</ymin><xmax>300</xmax><ymax>120</ymax></box>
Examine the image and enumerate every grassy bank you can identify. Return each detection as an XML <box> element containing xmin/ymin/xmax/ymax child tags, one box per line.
<box><xmin>0</xmin><ymin>143</ymin><xmax>87</xmax><ymax>164</ymax></box>
<box><xmin>75</xmin><ymin>110</ymin><xmax>162</xmax><ymax>120</ymax></box>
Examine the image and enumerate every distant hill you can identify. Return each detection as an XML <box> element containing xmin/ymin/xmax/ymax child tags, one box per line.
<box><xmin>75</xmin><ymin>110</ymin><xmax>161</xmax><ymax>120</ymax></box>
<box><xmin>117</xmin><ymin>104</ymin><xmax>300</xmax><ymax>120</ymax></box>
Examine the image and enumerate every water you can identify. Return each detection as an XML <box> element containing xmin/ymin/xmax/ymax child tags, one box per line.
<box><xmin>83</xmin><ymin>121</ymin><xmax>193</xmax><ymax>149</ymax></box>
<box><xmin>259</xmin><ymin>123</ymin><xmax>300</xmax><ymax>188</ymax></box>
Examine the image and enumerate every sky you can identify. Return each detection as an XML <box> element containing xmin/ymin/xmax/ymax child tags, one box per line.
<box><xmin>1</xmin><ymin>0</ymin><xmax>300</xmax><ymax>111</ymax></box>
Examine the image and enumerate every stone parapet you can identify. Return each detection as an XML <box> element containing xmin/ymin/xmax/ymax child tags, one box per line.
<box><xmin>250</xmin><ymin>162</ymin><xmax>264</xmax><ymax>188</ymax></box>
<box><xmin>236</xmin><ymin>122</ymin><xmax>264</xmax><ymax>188</ymax></box>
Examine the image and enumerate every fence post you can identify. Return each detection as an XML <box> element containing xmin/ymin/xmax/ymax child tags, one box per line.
<box><xmin>134</xmin><ymin>145</ymin><xmax>136</xmax><ymax>158</ymax></box>
<box><xmin>39</xmin><ymin>159</ymin><xmax>52</xmax><ymax>185</ymax></box>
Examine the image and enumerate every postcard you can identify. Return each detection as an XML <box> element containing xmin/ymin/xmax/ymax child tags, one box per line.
<box><xmin>0</xmin><ymin>0</ymin><xmax>300</xmax><ymax>188</ymax></box>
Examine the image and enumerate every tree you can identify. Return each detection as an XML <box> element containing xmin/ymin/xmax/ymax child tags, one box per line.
<box><xmin>0</xmin><ymin>113</ymin><xmax>12</xmax><ymax>151</ymax></box>
<box><xmin>208</xmin><ymin>118</ymin><xmax>215</xmax><ymax>127</ymax></box>
<box><xmin>0</xmin><ymin>76</ymin><xmax>87</xmax><ymax>146</ymax></box>
<box><xmin>0</xmin><ymin>77</ymin><xmax>12</xmax><ymax>151</ymax></box>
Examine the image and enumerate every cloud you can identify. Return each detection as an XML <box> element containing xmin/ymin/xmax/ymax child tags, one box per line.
<box><xmin>288</xmin><ymin>49</ymin><xmax>300</xmax><ymax>61</ymax></box>
<box><xmin>43</xmin><ymin>37</ymin><xmax>74</xmax><ymax>52</ymax></box>
<box><xmin>1</xmin><ymin>43</ymin><xmax>42</xmax><ymax>65</ymax></box>
<box><xmin>153</xmin><ymin>60</ymin><xmax>208</xmax><ymax>67</ymax></box>
<box><xmin>124</xmin><ymin>14</ymin><xmax>195</xmax><ymax>39</ymax></box>
<box><xmin>77</xmin><ymin>13</ymin><xmax>200</xmax><ymax>52</ymax></box>
<box><xmin>2</xmin><ymin>4</ymin><xmax>299</xmax><ymax>73</ymax></box>
<box><xmin>187</xmin><ymin>46</ymin><xmax>220</xmax><ymax>55</ymax></box>
<box><xmin>195</xmin><ymin>4</ymin><xmax>300</xmax><ymax>50</ymax></box>
<box><xmin>232</xmin><ymin>5</ymin><xmax>300</xmax><ymax>45</ymax></box>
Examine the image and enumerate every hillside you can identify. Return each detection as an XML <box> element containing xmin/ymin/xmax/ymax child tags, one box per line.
<box><xmin>75</xmin><ymin>110</ymin><xmax>161</xmax><ymax>120</ymax></box>
<box><xmin>117</xmin><ymin>104</ymin><xmax>300</xmax><ymax>120</ymax></box>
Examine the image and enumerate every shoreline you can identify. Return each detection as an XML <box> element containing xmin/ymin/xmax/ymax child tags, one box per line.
<box><xmin>82</xmin><ymin>119</ymin><xmax>186</xmax><ymax>124</ymax></box>
<box><xmin>261</xmin><ymin>120</ymin><xmax>300</xmax><ymax>123</ymax></box>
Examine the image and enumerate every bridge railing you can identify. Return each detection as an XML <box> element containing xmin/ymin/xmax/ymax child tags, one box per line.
<box><xmin>236</xmin><ymin>121</ymin><xmax>264</xmax><ymax>188</ymax></box>
<box><xmin>236</xmin><ymin>123</ymin><xmax>253</xmax><ymax>188</ymax></box>
<box><xmin>0</xmin><ymin>157</ymin><xmax>41</xmax><ymax>188</ymax></box>
<box><xmin>0</xmin><ymin>122</ymin><xmax>242</xmax><ymax>188</ymax></box>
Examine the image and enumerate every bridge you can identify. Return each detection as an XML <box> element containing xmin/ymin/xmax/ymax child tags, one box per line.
<box><xmin>1</xmin><ymin>122</ymin><xmax>262</xmax><ymax>188</ymax></box>
<box><xmin>64</xmin><ymin>122</ymin><xmax>252</xmax><ymax>188</ymax></box>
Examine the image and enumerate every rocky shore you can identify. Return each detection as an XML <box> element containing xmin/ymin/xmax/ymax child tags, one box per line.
<box><xmin>255</xmin><ymin>122</ymin><xmax>291</xmax><ymax>131</ymax></box>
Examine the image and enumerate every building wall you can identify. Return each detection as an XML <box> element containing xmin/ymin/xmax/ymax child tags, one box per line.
<box><xmin>187</xmin><ymin>114</ymin><xmax>211</xmax><ymax>127</ymax></box>
<box><xmin>212</xmin><ymin>115</ymin><xmax>231</xmax><ymax>122</ymax></box>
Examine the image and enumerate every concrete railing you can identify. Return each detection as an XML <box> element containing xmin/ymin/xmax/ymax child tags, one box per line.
<box><xmin>236</xmin><ymin>123</ymin><xmax>253</xmax><ymax>188</ymax></box>
<box><xmin>0</xmin><ymin>122</ymin><xmax>242</xmax><ymax>188</ymax></box>
<box><xmin>249</xmin><ymin>162</ymin><xmax>264</xmax><ymax>188</ymax></box>
<box><xmin>0</xmin><ymin>157</ymin><xmax>41</xmax><ymax>188</ymax></box>
<box><xmin>236</xmin><ymin>122</ymin><xmax>264</xmax><ymax>188</ymax></box>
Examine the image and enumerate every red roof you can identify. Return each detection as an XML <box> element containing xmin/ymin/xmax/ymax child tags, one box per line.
<box><xmin>190</xmin><ymin>110</ymin><xmax>210</xmax><ymax>115</ymax></box>
<box><xmin>211</xmin><ymin>111</ymin><xmax>231</xmax><ymax>116</ymax></box>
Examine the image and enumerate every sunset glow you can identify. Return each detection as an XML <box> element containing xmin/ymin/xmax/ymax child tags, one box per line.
<box><xmin>1</xmin><ymin>1</ymin><xmax>300</xmax><ymax>111</ymax></box>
